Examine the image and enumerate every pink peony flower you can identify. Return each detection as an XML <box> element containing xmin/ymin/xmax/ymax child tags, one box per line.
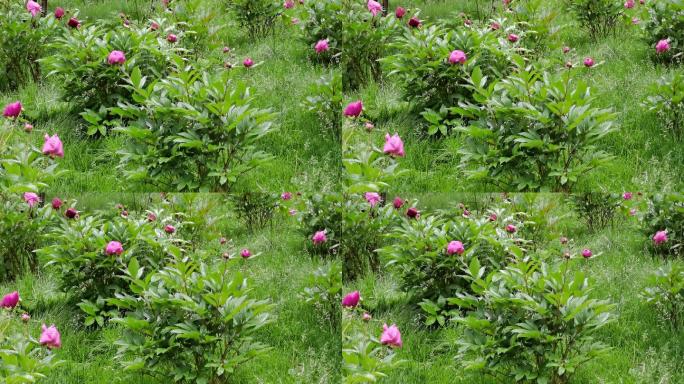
<box><xmin>653</xmin><ymin>230</ymin><xmax>668</xmax><ymax>245</ymax></box>
<box><xmin>42</xmin><ymin>134</ymin><xmax>64</xmax><ymax>158</ymax></box>
<box><xmin>446</xmin><ymin>240</ymin><xmax>465</xmax><ymax>255</ymax></box>
<box><xmin>383</xmin><ymin>133</ymin><xmax>405</xmax><ymax>157</ymax></box>
<box><xmin>39</xmin><ymin>324</ymin><xmax>61</xmax><ymax>349</ymax></box>
<box><xmin>367</xmin><ymin>0</ymin><xmax>382</xmax><ymax>16</ymax></box>
<box><xmin>448</xmin><ymin>50</ymin><xmax>467</xmax><ymax>65</ymax></box>
<box><xmin>581</xmin><ymin>249</ymin><xmax>592</xmax><ymax>258</ymax></box>
<box><xmin>24</xmin><ymin>123</ymin><xmax>33</xmax><ymax>132</ymax></box>
<box><xmin>164</xmin><ymin>224</ymin><xmax>175</xmax><ymax>234</ymax></box>
<box><xmin>51</xmin><ymin>197</ymin><xmax>63</xmax><ymax>210</ymax></box>
<box><xmin>406</xmin><ymin>207</ymin><xmax>419</xmax><ymax>219</ymax></box>
<box><xmin>624</xmin><ymin>0</ymin><xmax>634</xmax><ymax>8</ymax></box>
<box><xmin>105</xmin><ymin>241</ymin><xmax>124</xmax><ymax>255</ymax></box>
<box><xmin>241</xmin><ymin>248</ymin><xmax>252</xmax><ymax>259</ymax></box>
<box><xmin>3</xmin><ymin>101</ymin><xmax>22</xmax><ymax>118</ymax></box>
<box><xmin>65</xmin><ymin>207</ymin><xmax>78</xmax><ymax>219</ymax></box>
<box><xmin>150</xmin><ymin>21</ymin><xmax>160</xmax><ymax>30</ymax></box>
<box><xmin>507</xmin><ymin>33</ymin><xmax>519</xmax><ymax>43</ymax></box>
<box><xmin>284</xmin><ymin>0</ymin><xmax>294</xmax><ymax>8</ymax></box>
<box><xmin>312</xmin><ymin>230</ymin><xmax>327</xmax><ymax>245</ymax></box>
<box><xmin>243</xmin><ymin>58</ymin><xmax>254</xmax><ymax>68</ymax></box>
<box><xmin>490</xmin><ymin>22</ymin><xmax>500</xmax><ymax>30</ymax></box>
<box><xmin>1</xmin><ymin>291</ymin><xmax>19</xmax><ymax>308</ymax></box>
<box><xmin>342</xmin><ymin>291</ymin><xmax>360</xmax><ymax>307</ymax></box>
<box><xmin>622</xmin><ymin>192</ymin><xmax>632</xmax><ymax>200</ymax></box>
<box><xmin>281</xmin><ymin>192</ymin><xmax>292</xmax><ymax>200</ymax></box>
<box><xmin>380</xmin><ymin>324</ymin><xmax>402</xmax><ymax>348</ymax></box>
<box><xmin>21</xmin><ymin>313</ymin><xmax>30</xmax><ymax>322</ymax></box>
<box><xmin>67</xmin><ymin>17</ymin><xmax>80</xmax><ymax>28</ymax></box>
<box><xmin>393</xmin><ymin>196</ymin><xmax>404</xmax><ymax>209</ymax></box>
<box><xmin>54</xmin><ymin>7</ymin><xmax>64</xmax><ymax>19</ymax></box>
<box><xmin>107</xmin><ymin>50</ymin><xmax>126</xmax><ymax>65</ymax></box>
<box><xmin>344</xmin><ymin>101</ymin><xmax>363</xmax><ymax>117</ymax></box>
<box><xmin>365</xmin><ymin>192</ymin><xmax>381</xmax><ymax>207</ymax></box>
<box><xmin>656</xmin><ymin>39</ymin><xmax>670</xmax><ymax>54</ymax></box>
<box><xmin>26</xmin><ymin>0</ymin><xmax>42</xmax><ymax>17</ymax></box>
<box><xmin>395</xmin><ymin>6</ymin><xmax>405</xmax><ymax>18</ymax></box>
<box><xmin>315</xmin><ymin>39</ymin><xmax>329</xmax><ymax>54</ymax></box>
<box><xmin>23</xmin><ymin>192</ymin><xmax>40</xmax><ymax>208</ymax></box>
<box><xmin>583</xmin><ymin>57</ymin><xmax>594</xmax><ymax>67</ymax></box>
<box><xmin>408</xmin><ymin>16</ymin><xmax>421</xmax><ymax>28</ymax></box>
<box><xmin>489</xmin><ymin>213</ymin><xmax>497</xmax><ymax>222</ymax></box>
<box><xmin>363</xmin><ymin>312</ymin><xmax>372</xmax><ymax>321</ymax></box>
<box><xmin>167</xmin><ymin>34</ymin><xmax>178</xmax><ymax>43</ymax></box>
<box><xmin>505</xmin><ymin>224</ymin><xmax>516</xmax><ymax>233</ymax></box>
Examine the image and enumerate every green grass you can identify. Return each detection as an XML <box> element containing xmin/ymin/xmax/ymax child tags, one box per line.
<box><xmin>351</xmin><ymin>0</ymin><xmax>684</xmax><ymax>192</ymax></box>
<box><xmin>345</xmin><ymin>193</ymin><xmax>684</xmax><ymax>383</ymax></box>
<box><xmin>1</xmin><ymin>194</ymin><xmax>340</xmax><ymax>383</ymax></box>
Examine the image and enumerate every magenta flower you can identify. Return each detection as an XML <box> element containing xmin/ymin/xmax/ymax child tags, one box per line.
<box><xmin>408</xmin><ymin>16</ymin><xmax>421</xmax><ymax>28</ymax></box>
<box><xmin>39</xmin><ymin>324</ymin><xmax>61</xmax><ymax>349</ymax></box>
<box><xmin>105</xmin><ymin>241</ymin><xmax>124</xmax><ymax>255</ymax></box>
<box><xmin>365</xmin><ymin>192</ymin><xmax>381</xmax><ymax>207</ymax></box>
<box><xmin>42</xmin><ymin>134</ymin><xmax>64</xmax><ymax>158</ymax></box>
<box><xmin>23</xmin><ymin>192</ymin><xmax>40</xmax><ymax>208</ymax></box>
<box><xmin>281</xmin><ymin>192</ymin><xmax>292</xmax><ymax>200</ymax></box>
<box><xmin>342</xmin><ymin>291</ymin><xmax>360</xmax><ymax>307</ymax></box>
<box><xmin>505</xmin><ymin>224</ymin><xmax>517</xmax><ymax>233</ymax></box>
<box><xmin>312</xmin><ymin>230</ymin><xmax>327</xmax><ymax>245</ymax></box>
<box><xmin>622</xmin><ymin>192</ymin><xmax>632</xmax><ymax>200</ymax></box>
<box><xmin>107</xmin><ymin>50</ymin><xmax>126</xmax><ymax>65</ymax></box>
<box><xmin>164</xmin><ymin>224</ymin><xmax>176</xmax><ymax>234</ymax></box>
<box><xmin>490</xmin><ymin>22</ymin><xmax>500</xmax><ymax>30</ymax></box>
<box><xmin>653</xmin><ymin>230</ymin><xmax>668</xmax><ymax>245</ymax></box>
<box><xmin>3</xmin><ymin>101</ymin><xmax>22</xmax><ymax>118</ymax></box>
<box><xmin>54</xmin><ymin>7</ymin><xmax>64</xmax><ymax>19</ymax></box>
<box><xmin>656</xmin><ymin>39</ymin><xmax>670</xmax><ymax>54</ymax></box>
<box><xmin>406</xmin><ymin>207</ymin><xmax>419</xmax><ymax>219</ymax></box>
<box><xmin>65</xmin><ymin>207</ymin><xmax>78</xmax><ymax>219</ymax></box>
<box><xmin>67</xmin><ymin>17</ymin><xmax>80</xmax><ymax>28</ymax></box>
<box><xmin>367</xmin><ymin>0</ymin><xmax>382</xmax><ymax>16</ymax></box>
<box><xmin>167</xmin><ymin>33</ymin><xmax>178</xmax><ymax>43</ymax></box>
<box><xmin>51</xmin><ymin>197</ymin><xmax>63</xmax><ymax>210</ymax></box>
<box><xmin>395</xmin><ymin>6</ymin><xmax>405</xmax><ymax>18</ymax></box>
<box><xmin>315</xmin><ymin>39</ymin><xmax>329</xmax><ymax>54</ymax></box>
<box><xmin>380</xmin><ymin>324</ymin><xmax>402</xmax><ymax>348</ymax></box>
<box><xmin>150</xmin><ymin>21</ymin><xmax>160</xmax><ymax>30</ymax></box>
<box><xmin>1</xmin><ymin>291</ymin><xmax>19</xmax><ymax>309</ymax></box>
<box><xmin>446</xmin><ymin>240</ymin><xmax>465</xmax><ymax>255</ymax></box>
<box><xmin>583</xmin><ymin>57</ymin><xmax>594</xmax><ymax>67</ymax></box>
<box><xmin>624</xmin><ymin>0</ymin><xmax>634</xmax><ymax>8</ymax></box>
<box><xmin>383</xmin><ymin>133</ymin><xmax>405</xmax><ymax>157</ymax></box>
<box><xmin>344</xmin><ymin>101</ymin><xmax>363</xmax><ymax>117</ymax></box>
<box><xmin>284</xmin><ymin>0</ymin><xmax>294</xmax><ymax>8</ymax></box>
<box><xmin>489</xmin><ymin>213</ymin><xmax>497</xmax><ymax>222</ymax></box>
<box><xmin>241</xmin><ymin>248</ymin><xmax>252</xmax><ymax>259</ymax></box>
<box><xmin>581</xmin><ymin>249</ymin><xmax>592</xmax><ymax>258</ymax></box>
<box><xmin>243</xmin><ymin>58</ymin><xmax>254</xmax><ymax>68</ymax></box>
<box><xmin>26</xmin><ymin>0</ymin><xmax>42</xmax><ymax>17</ymax></box>
<box><xmin>507</xmin><ymin>34</ymin><xmax>519</xmax><ymax>43</ymax></box>
<box><xmin>448</xmin><ymin>50</ymin><xmax>467</xmax><ymax>65</ymax></box>
<box><xmin>393</xmin><ymin>196</ymin><xmax>404</xmax><ymax>209</ymax></box>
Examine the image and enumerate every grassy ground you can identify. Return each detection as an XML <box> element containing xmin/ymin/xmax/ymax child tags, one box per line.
<box><xmin>349</xmin><ymin>0</ymin><xmax>683</xmax><ymax>192</ymax></box>
<box><xmin>1</xmin><ymin>0</ymin><xmax>340</xmax><ymax>194</ymax></box>
<box><xmin>0</xmin><ymin>194</ymin><xmax>340</xmax><ymax>384</ymax></box>
<box><xmin>345</xmin><ymin>193</ymin><xmax>684</xmax><ymax>383</ymax></box>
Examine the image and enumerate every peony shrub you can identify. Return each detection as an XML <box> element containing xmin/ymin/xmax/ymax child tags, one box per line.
<box><xmin>301</xmin><ymin>259</ymin><xmax>343</xmax><ymax>329</ymax></box>
<box><xmin>453</xmin><ymin>258</ymin><xmax>616</xmax><ymax>384</ymax></box>
<box><xmin>641</xmin><ymin>262</ymin><xmax>684</xmax><ymax>329</ymax></box>
<box><xmin>226</xmin><ymin>0</ymin><xmax>281</xmax><ymax>37</ymax></box>
<box><xmin>564</xmin><ymin>0</ymin><xmax>623</xmax><ymax>40</ymax></box>
<box><xmin>642</xmin><ymin>70</ymin><xmax>684</xmax><ymax>138</ymax></box>
<box><xmin>642</xmin><ymin>193</ymin><xmax>684</xmax><ymax>256</ymax></box>
<box><xmin>644</xmin><ymin>0</ymin><xmax>684</xmax><ymax>63</ymax></box>
<box><xmin>110</xmin><ymin>257</ymin><xmax>274</xmax><ymax>383</ymax></box>
<box><xmin>113</xmin><ymin>67</ymin><xmax>276</xmax><ymax>192</ymax></box>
